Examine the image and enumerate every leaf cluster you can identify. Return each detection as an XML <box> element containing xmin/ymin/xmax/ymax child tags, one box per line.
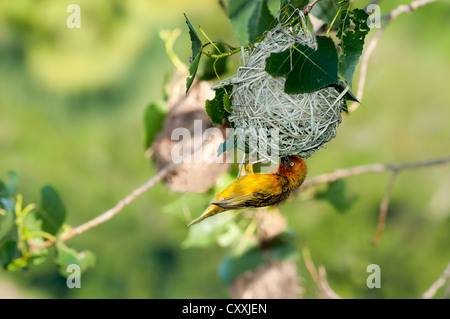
<box><xmin>185</xmin><ymin>0</ymin><xmax>370</xmax><ymax>126</ymax></box>
<box><xmin>0</xmin><ymin>172</ymin><xmax>94</xmax><ymax>277</ymax></box>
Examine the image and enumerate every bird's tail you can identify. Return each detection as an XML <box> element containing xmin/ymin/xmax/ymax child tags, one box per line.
<box><xmin>187</xmin><ymin>204</ymin><xmax>226</xmax><ymax>226</ymax></box>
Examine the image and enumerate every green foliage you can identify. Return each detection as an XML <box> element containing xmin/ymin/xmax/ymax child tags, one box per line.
<box><xmin>315</xmin><ymin>179</ymin><xmax>357</xmax><ymax>212</ymax></box>
<box><xmin>337</xmin><ymin>8</ymin><xmax>370</xmax><ymax>87</ymax></box>
<box><xmin>183</xmin><ymin>214</ymin><xmax>238</xmax><ymax>248</ymax></box>
<box><xmin>143</xmin><ymin>100</ymin><xmax>167</xmax><ymax>150</ymax></box>
<box><xmin>0</xmin><ymin>204</ymin><xmax>14</xmax><ymax>241</ymax></box>
<box><xmin>5</xmin><ymin>171</ymin><xmax>19</xmax><ymax>198</ymax></box>
<box><xmin>56</xmin><ymin>243</ymin><xmax>96</xmax><ymax>277</ymax></box>
<box><xmin>0</xmin><ymin>240</ymin><xmax>17</xmax><ymax>269</ymax></box>
<box><xmin>219</xmin><ymin>232</ymin><xmax>298</xmax><ymax>285</ymax></box>
<box><xmin>1</xmin><ymin>0</ymin><xmax>448</xmax><ymax>299</ymax></box>
<box><xmin>0</xmin><ymin>172</ymin><xmax>95</xmax><ymax>274</ymax></box>
<box><xmin>205</xmin><ymin>85</ymin><xmax>234</xmax><ymax>125</ymax></box>
<box><xmin>228</xmin><ymin>0</ymin><xmax>277</xmax><ymax>44</ymax></box>
<box><xmin>185</xmin><ymin>1</ymin><xmax>366</xmax><ymax>124</ymax></box>
<box><xmin>310</xmin><ymin>0</ymin><xmax>350</xmax><ymax>29</ymax></box>
<box><xmin>280</xmin><ymin>0</ymin><xmax>309</xmax><ymax>10</ymax></box>
<box><xmin>39</xmin><ymin>186</ymin><xmax>66</xmax><ymax>236</ymax></box>
<box><xmin>265</xmin><ymin>36</ymin><xmax>339</xmax><ymax>93</ymax></box>
<box><xmin>217</xmin><ymin>128</ymin><xmax>236</xmax><ymax>157</ymax></box>
<box><xmin>248</xmin><ymin>0</ymin><xmax>277</xmax><ymax>43</ymax></box>
<box><xmin>184</xmin><ymin>14</ymin><xmax>203</xmax><ymax>94</ymax></box>
<box><xmin>279</xmin><ymin>0</ymin><xmax>309</xmax><ymax>24</ymax></box>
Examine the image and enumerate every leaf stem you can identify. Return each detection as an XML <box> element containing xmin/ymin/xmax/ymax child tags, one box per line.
<box><xmin>201</xmin><ymin>46</ymin><xmax>242</xmax><ymax>59</ymax></box>
<box><xmin>26</xmin><ymin>231</ymin><xmax>56</xmax><ymax>242</ymax></box>
<box><xmin>199</xmin><ymin>26</ymin><xmax>222</xmax><ymax>54</ymax></box>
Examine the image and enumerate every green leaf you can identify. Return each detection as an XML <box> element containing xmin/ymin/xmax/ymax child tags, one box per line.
<box><xmin>0</xmin><ymin>240</ymin><xmax>18</xmax><ymax>269</ymax></box>
<box><xmin>315</xmin><ymin>179</ymin><xmax>357</xmax><ymax>212</ymax></box>
<box><xmin>228</xmin><ymin>0</ymin><xmax>276</xmax><ymax>44</ymax></box>
<box><xmin>205</xmin><ymin>85</ymin><xmax>233</xmax><ymax>125</ymax></box>
<box><xmin>6</xmin><ymin>171</ymin><xmax>19</xmax><ymax>198</ymax></box>
<box><xmin>310</xmin><ymin>0</ymin><xmax>349</xmax><ymax>29</ymax></box>
<box><xmin>279</xmin><ymin>0</ymin><xmax>309</xmax><ymax>23</ymax></box>
<box><xmin>182</xmin><ymin>214</ymin><xmax>236</xmax><ymax>248</ymax></box>
<box><xmin>0</xmin><ymin>171</ymin><xmax>19</xmax><ymax>199</ymax></box>
<box><xmin>265</xmin><ymin>36</ymin><xmax>339</xmax><ymax>93</ymax></box>
<box><xmin>280</xmin><ymin>0</ymin><xmax>309</xmax><ymax>9</ymax></box>
<box><xmin>337</xmin><ymin>8</ymin><xmax>370</xmax><ymax>87</ymax></box>
<box><xmin>38</xmin><ymin>186</ymin><xmax>66</xmax><ymax>236</ymax></box>
<box><xmin>217</xmin><ymin>128</ymin><xmax>239</xmax><ymax>157</ymax></box>
<box><xmin>223</xmin><ymin>89</ymin><xmax>232</xmax><ymax>114</ymax></box>
<box><xmin>248</xmin><ymin>0</ymin><xmax>276</xmax><ymax>42</ymax></box>
<box><xmin>0</xmin><ymin>181</ymin><xmax>6</xmax><ymax>198</ymax></box>
<box><xmin>217</xmin><ymin>223</ymin><xmax>243</xmax><ymax>248</ymax></box>
<box><xmin>163</xmin><ymin>192</ymin><xmax>213</xmax><ymax>221</ymax></box>
<box><xmin>218</xmin><ymin>232</ymin><xmax>298</xmax><ymax>285</ymax></box>
<box><xmin>0</xmin><ymin>199</ymin><xmax>15</xmax><ymax>241</ymax></box>
<box><xmin>184</xmin><ymin>14</ymin><xmax>202</xmax><ymax>94</ymax></box>
<box><xmin>27</xmin><ymin>237</ymin><xmax>48</xmax><ymax>267</ymax></box>
<box><xmin>6</xmin><ymin>256</ymin><xmax>28</xmax><ymax>271</ymax></box>
<box><xmin>56</xmin><ymin>243</ymin><xmax>96</xmax><ymax>277</ymax></box>
<box><xmin>186</xmin><ymin>54</ymin><xmax>201</xmax><ymax>94</ymax></box>
<box><xmin>143</xmin><ymin>100</ymin><xmax>167</xmax><ymax>150</ymax></box>
<box><xmin>23</xmin><ymin>210</ymin><xmax>43</xmax><ymax>233</ymax></box>
<box><xmin>329</xmin><ymin>80</ymin><xmax>359</xmax><ymax>113</ymax></box>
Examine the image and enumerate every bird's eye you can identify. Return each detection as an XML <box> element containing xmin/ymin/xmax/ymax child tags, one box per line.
<box><xmin>289</xmin><ymin>162</ymin><xmax>295</xmax><ymax>167</ymax></box>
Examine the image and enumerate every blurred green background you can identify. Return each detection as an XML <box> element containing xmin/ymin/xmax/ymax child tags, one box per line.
<box><xmin>0</xmin><ymin>0</ymin><xmax>449</xmax><ymax>298</ymax></box>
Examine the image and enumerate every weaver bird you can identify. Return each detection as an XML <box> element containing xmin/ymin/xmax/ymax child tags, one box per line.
<box><xmin>188</xmin><ymin>156</ymin><xmax>307</xmax><ymax>226</ymax></box>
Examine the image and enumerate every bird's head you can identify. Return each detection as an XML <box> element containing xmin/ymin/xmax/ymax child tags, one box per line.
<box><xmin>278</xmin><ymin>156</ymin><xmax>307</xmax><ymax>181</ymax></box>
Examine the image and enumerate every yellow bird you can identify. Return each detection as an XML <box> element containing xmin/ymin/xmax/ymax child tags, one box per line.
<box><xmin>188</xmin><ymin>156</ymin><xmax>307</xmax><ymax>226</ymax></box>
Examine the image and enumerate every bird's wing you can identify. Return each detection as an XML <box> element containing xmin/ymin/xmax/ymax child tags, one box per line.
<box><xmin>212</xmin><ymin>192</ymin><xmax>265</xmax><ymax>209</ymax></box>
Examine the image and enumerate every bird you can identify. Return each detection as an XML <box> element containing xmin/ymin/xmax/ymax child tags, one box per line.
<box><xmin>188</xmin><ymin>156</ymin><xmax>307</xmax><ymax>226</ymax></box>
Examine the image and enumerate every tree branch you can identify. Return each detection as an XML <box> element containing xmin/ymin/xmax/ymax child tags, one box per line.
<box><xmin>420</xmin><ymin>261</ymin><xmax>450</xmax><ymax>299</ymax></box>
<box><xmin>349</xmin><ymin>0</ymin><xmax>437</xmax><ymax>113</ymax></box>
<box><xmin>302</xmin><ymin>0</ymin><xmax>322</xmax><ymax>15</ymax></box>
<box><xmin>373</xmin><ymin>170</ymin><xmax>398</xmax><ymax>245</ymax></box>
<box><xmin>300</xmin><ymin>156</ymin><xmax>450</xmax><ymax>190</ymax></box>
<box><xmin>32</xmin><ymin>155</ymin><xmax>449</xmax><ymax>252</ymax></box>
<box><xmin>33</xmin><ymin>163</ymin><xmax>176</xmax><ymax>251</ymax></box>
<box><xmin>387</xmin><ymin>0</ymin><xmax>436</xmax><ymax>21</ymax></box>
<box><xmin>33</xmin><ymin>140</ymin><xmax>208</xmax><ymax>251</ymax></box>
<box><xmin>299</xmin><ymin>155</ymin><xmax>450</xmax><ymax>246</ymax></box>
<box><xmin>302</xmin><ymin>246</ymin><xmax>342</xmax><ymax>299</ymax></box>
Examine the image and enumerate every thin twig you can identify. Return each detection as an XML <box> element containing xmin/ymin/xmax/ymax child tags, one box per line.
<box><xmin>299</xmin><ymin>156</ymin><xmax>450</xmax><ymax>247</ymax></box>
<box><xmin>349</xmin><ymin>0</ymin><xmax>437</xmax><ymax>113</ymax></box>
<box><xmin>373</xmin><ymin>170</ymin><xmax>398</xmax><ymax>245</ymax></box>
<box><xmin>302</xmin><ymin>0</ymin><xmax>322</xmax><ymax>15</ymax></box>
<box><xmin>302</xmin><ymin>246</ymin><xmax>342</xmax><ymax>299</ymax></box>
<box><xmin>348</xmin><ymin>26</ymin><xmax>385</xmax><ymax>113</ymax></box>
<box><xmin>387</xmin><ymin>0</ymin><xmax>436</xmax><ymax>21</ymax></box>
<box><xmin>33</xmin><ymin>164</ymin><xmax>177</xmax><ymax>251</ymax></box>
<box><xmin>300</xmin><ymin>156</ymin><xmax>450</xmax><ymax>190</ymax></box>
<box><xmin>33</xmin><ymin>154</ymin><xmax>450</xmax><ymax>251</ymax></box>
<box><xmin>420</xmin><ymin>261</ymin><xmax>450</xmax><ymax>299</ymax></box>
<box><xmin>218</xmin><ymin>0</ymin><xmax>227</xmax><ymax>14</ymax></box>
<box><xmin>33</xmin><ymin>141</ymin><xmax>207</xmax><ymax>251</ymax></box>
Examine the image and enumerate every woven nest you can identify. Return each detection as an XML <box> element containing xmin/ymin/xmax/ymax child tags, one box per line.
<box><xmin>226</xmin><ymin>24</ymin><xmax>345</xmax><ymax>160</ymax></box>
